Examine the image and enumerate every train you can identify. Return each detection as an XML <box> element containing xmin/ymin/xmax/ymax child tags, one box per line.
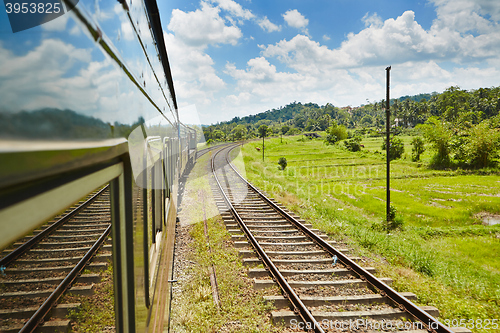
<box><xmin>0</xmin><ymin>0</ymin><xmax>197</xmax><ymax>331</ymax></box>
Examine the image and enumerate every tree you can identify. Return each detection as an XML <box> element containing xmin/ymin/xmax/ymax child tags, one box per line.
<box><xmin>360</xmin><ymin>115</ymin><xmax>373</xmax><ymax>126</ymax></box>
<box><xmin>419</xmin><ymin>117</ymin><xmax>453</xmax><ymax>167</ymax></box>
<box><xmin>231</xmin><ymin>124</ymin><xmax>247</xmax><ymax>140</ymax></box>
<box><xmin>278</xmin><ymin>157</ymin><xmax>287</xmax><ymax>170</ymax></box>
<box><xmin>411</xmin><ymin>137</ymin><xmax>425</xmax><ymax>161</ymax></box>
<box><xmin>437</xmin><ymin>86</ymin><xmax>470</xmax><ymax>122</ymax></box>
<box><xmin>293</xmin><ymin>114</ymin><xmax>306</xmax><ymax>129</ymax></box>
<box><xmin>258</xmin><ymin>124</ymin><xmax>269</xmax><ymax>138</ymax></box>
<box><xmin>382</xmin><ymin>136</ymin><xmax>405</xmax><ymax>160</ymax></box>
<box><xmin>344</xmin><ymin>136</ymin><xmax>362</xmax><ymax>152</ymax></box>
<box><xmin>212</xmin><ymin>129</ymin><xmax>225</xmax><ymax>141</ymax></box>
<box><xmin>324</xmin><ymin>124</ymin><xmax>348</xmax><ymax>145</ymax></box>
<box><xmin>258</xmin><ymin>125</ymin><xmax>268</xmax><ymax>161</ymax></box>
<box><xmin>466</xmin><ymin>121</ymin><xmax>500</xmax><ymax>168</ymax></box>
<box><xmin>281</xmin><ymin>124</ymin><xmax>290</xmax><ymax>135</ymax></box>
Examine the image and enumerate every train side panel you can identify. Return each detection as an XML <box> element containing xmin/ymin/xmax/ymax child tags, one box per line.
<box><xmin>0</xmin><ymin>0</ymin><xmax>185</xmax><ymax>331</ymax></box>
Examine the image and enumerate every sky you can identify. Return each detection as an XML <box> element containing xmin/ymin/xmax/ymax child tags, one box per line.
<box><xmin>155</xmin><ymin>0</ymin><xmax>500</xmax><ymax>125</ymax></box>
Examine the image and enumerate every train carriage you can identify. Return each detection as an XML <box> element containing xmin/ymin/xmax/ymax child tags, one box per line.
<box><xmin>0</xmin><ymin>0</ymin><xmax>191</xmax><ymax>331</ymax></box>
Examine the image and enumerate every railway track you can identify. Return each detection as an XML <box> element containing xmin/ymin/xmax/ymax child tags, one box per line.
<box><xmin>210</xmin><ymin>144</ymin><xmax>465</xmax><ymax>333</ymax></box>
<box><xmin>0</xmin><ymin>187</ymin><xmax>112</xmax><ymax>333</ymax></box>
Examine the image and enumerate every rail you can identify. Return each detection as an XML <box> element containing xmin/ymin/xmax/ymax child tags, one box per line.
<box><xmin>223</xmin><ymin>144</ymin><xmax>454</xmax><ymax>333</ymax></box>
<box><xmin>0</xmin><ymin>185</ymin><xmax>108</xmax><ymax>268</ymax></box>
<box><xmin>19</xmin><ymin>224</ymin><xmax>112</xmax><ymax>333</ymax></box>
<box><xmin>211</xmin><ymin>145</ymin><xmax>325</xmax><ymax>333</ymax></box>
<box><xmin>0</xmin><ymin>139</ymin><xmax>135</xmax><ymax>332</ymax></box>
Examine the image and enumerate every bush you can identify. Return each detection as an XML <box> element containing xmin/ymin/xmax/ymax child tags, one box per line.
<box><xmin>370</xmin><ymin>205</ymin><xmax>403</xmax><ymax>232</ymax></box>
<box><xmin>278</xmin><ymin>157</ymin><xmax>287</xmax><ymax>170</ymax></box>
<box><xmin>467</xmin><ymin>121</ymin><xmax>500</xmax><ymax>168</ymax></box>
<box><xmin>286</xmin><ymin>127</ymin><xmax>301</xmax><ymax>135</ymax></box>
<box><xmin>381</xmin><ymin>136</ymin><xmax>404</xmax><ymax>160</ymax></box>
<box><xmin>419</xmin><ymin>117</ymin><xmax>453</xmax><ymax>168</ymax></box>
<box><xmin>344</xmin><ymin>136</ymin><xmax>362</xmax><ymax>152</ymax></box>
<box><xmin>411</xmin><ymin>137</ymin><xmax>425</xmax><ymax>161</ymax></box>
<box><xmin>372</xmin><ymin>205</ymin><xmax>403</xmax><ymax>231</ymax></box>
<box><xmin>324</xmin><ymin>124</ymin><xmax>348</xmax><ymax>145</ymax></box>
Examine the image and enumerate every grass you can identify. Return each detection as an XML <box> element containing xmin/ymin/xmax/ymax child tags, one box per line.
<box><xmin>240</xmin><ymin>135</ymin><xmax>500</xmax><ymax>332</ymax></box>
<box><xmin>171</xmin><ymin>216</ymin><xmax>279</xmax><ymax>333</ymax></box>
<box><xmin>66</xmin><ymin>264</ymin><xmax>115</xmax><ymax>332</ymax></box>
<box><xmin>170</xmin><ymin>149</ymin><xmax>280</xmax><ymax>332</ymax></box>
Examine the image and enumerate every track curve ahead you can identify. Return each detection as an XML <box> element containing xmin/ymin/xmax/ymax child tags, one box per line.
<box><xmin>210</xmin><ymin>143</ymin><xmax>456</xmax><ymax>333</ymax></box>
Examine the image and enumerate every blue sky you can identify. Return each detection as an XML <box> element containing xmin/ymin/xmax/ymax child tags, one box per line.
<box><xmin>1</xmin><ymin>0</ymin><xmax>499</xmax><ymax>126</ymax></box>
<box><xmin>156</xmin><ymin>0</ymin><xmax>500</xmax><ymax>125</ymax></box>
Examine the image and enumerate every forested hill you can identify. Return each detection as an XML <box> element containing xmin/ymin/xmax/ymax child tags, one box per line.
<box><xmin>396</xmin><ymin>92</ymin><xmax>436</xmax><ymax>103</ymax></box>
<box><xmin>225</xmin><ymin>102</ymin><xmax>321</xmax><ymax>125</ymax></box>
<box><xmin>203</xmin><ymin>86</ymin><xmax>500</xmax><ymax>142</ymax></box>
<box><xmin>215</xmin><ymin>93</ymin><xmax>435</xmax><ymax>127</ymax></box>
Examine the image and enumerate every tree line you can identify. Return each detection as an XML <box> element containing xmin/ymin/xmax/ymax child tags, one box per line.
<box><xmin>203</xmin><ymin>86</ymin><xmax>500</xmax><ymax>168</ymax></box>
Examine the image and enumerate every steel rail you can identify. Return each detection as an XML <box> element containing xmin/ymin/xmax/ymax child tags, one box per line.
<box><xmin>224</xmin><ymin>145</ymin><xmax>455</xmax><ymax>333</ymax></box>
<box><xmin>19</xmin><ymin>223</ymin><xmax>112</xmax><ymax>333</ymax></box>
<box><xmin>212</xmin><ymin>145</ymin><xmax>325</xmax><ymax>333</ymax></box>
<box><xmin>196</xmin><ymin>142</ymin><xmax>233</xmax><ymax>158</ymax></box>
<box><xmin>0</xmin><ymin>185</ymin><xmax>109</xmax><ymax>268</ymax></box>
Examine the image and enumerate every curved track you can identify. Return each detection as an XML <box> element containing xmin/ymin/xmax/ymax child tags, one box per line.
<box><xmin>0</xmin><ymin>187</ymin><xmax>112</xmax><ymax>333</ymax></box>
<box><xmin>210</xmin><ymin>144</ymin><xmax>456</xmax><ymax>333</ymax></box>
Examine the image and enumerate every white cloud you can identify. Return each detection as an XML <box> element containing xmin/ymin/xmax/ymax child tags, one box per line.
<box><xmin>262</xmin><ymin>9</ymin><xmax>500</xmax><ymax>71</ymax></box>
<box><xmin>164</xmin><ymin>32</ymin><xmax>225</xmax><ymax>109</ymax></box>
<box><xmin>120</xmin><ymin>21</ymin><xmax>135</xmax><ymax>41</ymax></box>
<box><xmin>362</xmin><ymin>12</ymin><xmax>383</xmax><ymax>28</ymax></box>
<box><xmin>164</xmin><ymin>0</ymin><xmax>500</xmax><ymax>123</ymax></box>
<box><xmin>283</xmin><ymin>9</ymin><xmax>309</xmax><ymax>29</ymax></box>
<box><xmin>41</xmin><ymin>14</ymin><xmax>69</xmax><ymax>32</ymax></box>
<box><xmin>69</xmin><ymin>23</ymin><xmax>81</xmax><ymax>36</ymax></box>
<box><xmin>430</xmin><ymin>0</ymin><xmax>498</xmax><ymax>33</ymax></box>
<box><xmin>225</xmin><ymin>58</ymin><xmax>301</xmax><ymax>97</ymax></box>
<box><xmin>258</xmin><ymin>17</ymin><xmax>281</xmax><ymax>33</ymax></box>
<box><xmin>0</xmin><ymin>38</ymin><xmax>155</xmax><ymax>124</ymax></box>
<box><xmin>261</xmin><ymin>34</ymin><xmax>354</xmax><ymax>74</ymax></box>
<box><xmin>168</xmin><ymin>2</ymin><xmax>242</xmax><ymax>48</ymax></box>
<box><xmin>220</xmin><ymin>0</ymin><xmax>500</xmax><ymax>121</ymax></box>
<box><xmin>210</xmin><ymin>0</ymin><xmax>254</xmax><ymax>20</ymax></box>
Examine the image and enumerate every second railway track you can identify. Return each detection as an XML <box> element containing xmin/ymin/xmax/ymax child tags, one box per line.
<box><xmin>0</xmin><ymin>187</ymin><xmax>112</xmax><ymax>333</ymax></box>
<box><xmin>210</xmin><ymin>143</ymin><xmax>465</xmax><ymax>333</ymax></box>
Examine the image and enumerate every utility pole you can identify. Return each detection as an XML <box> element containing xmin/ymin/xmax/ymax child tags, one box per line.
<box><xmin>385</xmin><ymin>66</ymin><xmax>391</xmax><ymax>223</ymax></box>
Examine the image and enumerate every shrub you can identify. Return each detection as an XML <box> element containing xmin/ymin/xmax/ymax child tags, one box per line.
<box><xmin>381</xmin><ymin>136</ymin><xmax>404</xmax><ymax>160</ymax></box>
<box><xmin>344</xmin><ymin>136</ymin><xmax>362</xmax><ymax>152</ymax></box>
<box><xmin>411</xmin><ymin>137</ymin><xmax>425</xmax><ymax>161</ymax></box>
<box><xmin>370</xmin><ymin>205</ymin><xmax>403</xmax><ymax>232</ymax></box>
<box><xmin>466</xmin><ymin>121</ymin><xmax>500</xmax><ymax>168</ymax></box>
<box><xmin>286</xmin><ymin>127</ymin><xmax>301</xmax><ymax>135</ymax></box>
<box><xmin>324</xmin><ymin>124</ymin><xmax>348</xmax><ymax>145</ymax></box>
<box><xmin>388</xmin><ymin>205</ymin><xmax>397</xmax><ymax>221</ymax></box>
<box><xmin>419</xmin><ymin>117</ymin><xmax>453</xmax><ymax>168</ymax></box>
<box><xmin>278</xmin><ymin>157</ymin><xmax>287</xmax><ymax>170</ymax></box>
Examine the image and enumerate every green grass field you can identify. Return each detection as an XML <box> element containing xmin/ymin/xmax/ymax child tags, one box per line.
<box><xmin>239</xmin><ymin>134</ymin><xmax>500</xmax><ymax>331</ymax></box>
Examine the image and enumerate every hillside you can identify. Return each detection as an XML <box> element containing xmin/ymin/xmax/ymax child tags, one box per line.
<box><xmin>203</xmin><ymin>86</ymin><xmax>500</xmax><ymax>142</ymax></box>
